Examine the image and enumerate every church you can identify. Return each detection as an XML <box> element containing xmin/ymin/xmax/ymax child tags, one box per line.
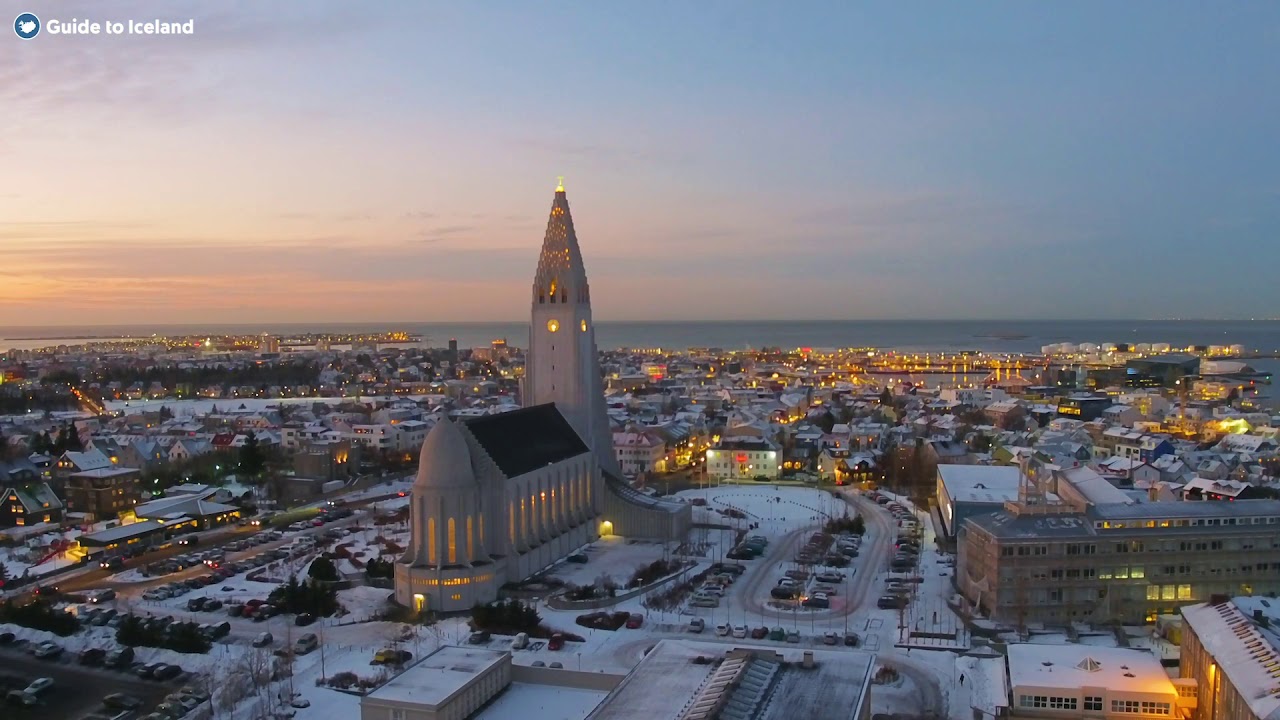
<box><xmin>395</xmin><ymin>181</ymin><xmax>691</xmax><ymax>613</ymax></box>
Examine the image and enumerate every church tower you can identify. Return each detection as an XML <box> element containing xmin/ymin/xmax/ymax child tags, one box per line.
<box><xmin>526</xmin><ymin>179</ymin><xmax>620</xmax><ymax>477</ymax></box>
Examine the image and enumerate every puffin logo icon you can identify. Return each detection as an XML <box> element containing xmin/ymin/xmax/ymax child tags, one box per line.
<box><xmin>15</xmin><ymin>12</ymin><xmax>40</xmax><ymax>39</ymax></box>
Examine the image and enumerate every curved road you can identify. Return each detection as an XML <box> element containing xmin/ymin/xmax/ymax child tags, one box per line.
<box><xmin>690</xmin><ymin>488</ymin><xmax>944</xmax><ymax>718</ymax></box>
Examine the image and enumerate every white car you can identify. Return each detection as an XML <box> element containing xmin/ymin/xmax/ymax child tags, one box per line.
<box><xmin>732</xmin><ymin>625</ymin><xmax>748</xmax><ymax>639</ymax></box>
<box><xmin>25</xmin><ymin>677</ymin><xmax>54</xmax><ymax>695</ymax></box>
<box><xmin>716</xmin><ymin>623</ymin><xmax>731</xmax><ymax>637</ymax></box>
<box><xmin>699</xmin><ymin>584</ymin><xmax>725</xmax><ymax>597</ymax></box>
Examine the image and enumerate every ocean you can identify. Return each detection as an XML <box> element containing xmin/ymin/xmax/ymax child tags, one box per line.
<box><xmin>3</xmin><ymin>320</ymin><xmax>1280</xmax><ymax>355</ymax></box>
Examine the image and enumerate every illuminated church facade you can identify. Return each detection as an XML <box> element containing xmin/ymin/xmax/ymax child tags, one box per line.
<box><xmin>395</xmin><ymin>182</ymin><xmax>690</xmax><ymax>613</ymax></box>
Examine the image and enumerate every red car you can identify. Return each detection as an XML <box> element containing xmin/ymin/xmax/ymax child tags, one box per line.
<box><xmin>625</xmin><ymin>614</ymin><xmax>643</xmax><ymax>629</ymax></box>
<box><xmin>548</xmin><ymin>633</ymin><xmax>564</xmax><ymax>651</ymax></box>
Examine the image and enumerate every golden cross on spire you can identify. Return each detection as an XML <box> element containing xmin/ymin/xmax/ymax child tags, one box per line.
<box><xmin>556</xmin><ymin>176</ymin><xmax>565</xmax><ymax>192</ymax></box>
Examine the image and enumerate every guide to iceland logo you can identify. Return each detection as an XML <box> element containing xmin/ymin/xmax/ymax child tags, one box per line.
<box><xmin>14</xmin><ymin>12</ymin><xmax>40</xmax><ymax>39</ymax></box>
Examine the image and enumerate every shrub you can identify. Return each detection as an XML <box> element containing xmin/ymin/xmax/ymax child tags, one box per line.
<box><xmin>628</xmin><ymin>559</ymin><xmax>680</xmax><ymax>589</ymax></box>
<box><xmin>309</xmin><ymin>557</ymin><xmax>340</xmax><ymax>582</ymax></box>
<box><xmin>470</xmin><ymin>599</ymin><xmax>541</xmax><ymax>634</ymax></box>
<box><xmin>824</xmin><ymin>515</ymin><xmax>865</xmax><ymax>535</ymax></box>
<box><xmin>365</xmin><ymin>557</ymin><xmax>394</xmax><ymax>579</ymax></box>
<box><xmin>0</xmin><ymin>599</ymin><xmax>78</xmax><ymax>636</ymax></box>
<box><xmin>116</xmin><ymin>616</ymin><xmax>211</xmax><ymax>654</ymax></box>
<box><xmin>268</xmin><ymin>576</ymin><xmax>340</xmax><ymax>617</ymax></box>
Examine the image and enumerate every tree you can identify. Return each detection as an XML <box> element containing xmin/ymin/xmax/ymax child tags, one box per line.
<box><xmin>309</xmin><ymin>557</ymin><xmax>339</xmax><ymax>582</ymax></box>
<box><xmin>33</xmin><ymin>431</ymin><xmax>53</xmax><ymax>455</ymax></box>
<box><xmin>239</xmin><ymin>432</ymin><xmax>266</xmax><ymax>478</ymax></box>
<box><xmin>159</xmin><ymin>405</ymin><xmax>174</xmax><ymax>421</ymax></box>
<box><xmin>814</xmin><ymin>410</ymin><xmax>836</xmax><ymax>434</ymax></box>
<box><xmin>64</xmin><ymin>423</ymin><xmax>83</xmax><ymax>452</ymax></box>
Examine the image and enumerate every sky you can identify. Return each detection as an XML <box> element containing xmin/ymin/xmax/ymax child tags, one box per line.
<box><xmin>3</xmin><ymin>1</ymin><xmax>1279</xmax><ymax>325</ymax></box>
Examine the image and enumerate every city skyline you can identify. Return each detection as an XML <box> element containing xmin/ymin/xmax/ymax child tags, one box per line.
<box><xmin>5</xmin><ymin>1</ymin><xmax>1279</xmax><ymax>325</ymax></box>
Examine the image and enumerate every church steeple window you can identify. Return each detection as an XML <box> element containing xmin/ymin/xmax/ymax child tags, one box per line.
<box><xmin>447</xmin><ymin>518</ymin><xmax>457</xmax><ymax>563</ymax></box>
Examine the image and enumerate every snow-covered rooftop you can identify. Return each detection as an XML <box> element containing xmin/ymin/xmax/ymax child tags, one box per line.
<box><xmin>1181</xmin><ymin>597</ymin><xmax>1280</xmax><ymax>720</ymax></box>
<box><xmin>475</xmin><ymin>682</ymin><xmax>607</xmax><ymax>720</ymax></box>
<box><xmin>586</xmin><ymin>639</ymin><xmax>874</xmax><ymax>720</ymax></box>
<box><xmin>937</xmin><ymin>464</ymin><xmax>1021</xmax><ymax>504</ymax></box>
<box><xmin>366</xmin><ymin>645</ymin><xmax>508</xmax><ymax>707</ymax></box>
<box><xmin>1007</xmin><ymin>643</ymin><xmax>1175</xmax><ymax>696</ymax></box>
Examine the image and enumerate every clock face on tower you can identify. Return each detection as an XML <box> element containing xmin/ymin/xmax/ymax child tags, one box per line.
<box><xmin>546</xmin><ymin>319</ymin><xmax>560</xmax><ymax>333</ymax></box>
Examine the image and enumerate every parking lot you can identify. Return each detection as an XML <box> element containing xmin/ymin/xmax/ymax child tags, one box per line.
<box><xmin>0</xmin><ymin>643</ymin><xmax>174</xmax><ymax>719</ymax></box>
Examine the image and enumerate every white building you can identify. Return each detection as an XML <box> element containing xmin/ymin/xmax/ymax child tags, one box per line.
<box><xmin>705</xmin><ymin>437</ymin><xmax>781</xmax><ymax>481</ymax></box>
<box><xmin>1007</xmin><ymin>643</ymin><xmax>1184</xmax><ymax>719</ymax></box>
<box><xmin>613</xmin><ymin>430</ymin><xmax>665</xmax><ymax>476</ymax></box>
<box><xmin>360</xmin><ymin>646</ymin><xmax>510</xmax><ymax>720</ymax></box>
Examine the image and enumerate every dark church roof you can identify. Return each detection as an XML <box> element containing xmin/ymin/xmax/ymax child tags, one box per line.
<box><xmin>463</xmin><ymin>404</ymin><xmax>588</xmax><ymax>477</ymax></box>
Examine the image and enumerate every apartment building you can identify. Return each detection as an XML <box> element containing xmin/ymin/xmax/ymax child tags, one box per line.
<box><xmin>64</xmin><ymin>467</ymin><xmax>142</xmax><ymax>521</ymax></box>
<box><xmin>705</xmin><ymin>437</ymin><xmax>781</xmax><ymax>482</ymax></box>
<box><xmin>957</xmin><ymin>469</ymin><xmax>1280</xmax><ymax>625</ymax></box>
<box><xmin>1180</xmin><ymin>595</ymin><xmax>1278</xmax><ymax>720</ymax></box>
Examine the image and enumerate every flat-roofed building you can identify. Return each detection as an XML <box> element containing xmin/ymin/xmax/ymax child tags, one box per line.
<box><xmin>958</xmin><ymin>498</ymin><xmax>1280</xmax><ymax>625</ymax></box>
<box><xmin>936</xmin><ymin>464</ymin><xmax>1022</xmax><ymax>542</ymax></box>
<box><xmin>1007</xmin><ymin>643</ymin><xmax>1186</xmax><ymax>718</ymax></box>
<box><xmin>360</xmin><ymin>646</ymin><xmax>510</xmax><ymax>720</ymax></box>
<box><xmin>586</xmin><ymin>639</ymin><xmax>874</xmax><ymax>720</ymax></box>
<box><xmin>65</xmin><ymin>466</ymin><xmax>142</xmax><ymax>521</ymax></box>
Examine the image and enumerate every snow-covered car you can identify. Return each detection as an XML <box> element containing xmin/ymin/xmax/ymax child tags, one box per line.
<box><xmin>732</xmin><ymin>625</ymin><xmax>747</xmax><ymax>639</ymax></box>
<box><xmin>25</xmin><ymin>677</ymin><xmax>54</xmax><ymax>694</ymax></box>
<box><xmin>716</xmin><ymin>623</ymin><xmax>730</xmax><ymax>637</ymax></box>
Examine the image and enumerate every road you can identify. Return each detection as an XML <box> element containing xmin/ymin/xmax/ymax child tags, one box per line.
<box><xmin>0</xmin><ymin>644</ymin><xmax>175</xmax><ymax>719</ymax></box>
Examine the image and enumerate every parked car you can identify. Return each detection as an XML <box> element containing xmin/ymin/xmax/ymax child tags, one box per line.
<box><xmin>152</xmin><ymin>664</ymin><xmax>183</xmax><ymax>681</ymax></box>
<box><xmin>468</xmin><ymin>630</ymin><xmax>491</xmax><ymax>644</ymax></box>
<box><xmin>6</xmin><ymin>690</ymin><xmax>37</xmax><ymax>706</ymax></box>
<box><xmin>625</xmin><ymin>614</ymin><xmax>644</xmax><ymax>629</ymax></box>
<box><xmin>731</xmin><ymin>625</ymin><xmax>747</xmax><ymax>639</ymax></box>
<box><xmin>103</xmin><ymin>693</ymin><xmax>145</xmax><ymax>710</ymax></box>
<box><xmin>32</xmin><ymin>641</ymin><xmax>62</xmax><ymax>659</ymax></box>
<box><xmin>566</xmin><ymin>553</ymin><xmax>589</xmax><ymax>564</ymax></box>
<box><xmin>878</xmin><ymin>595</ymin><xmax>907</xmax><ymax>609</ymax></box>
<box><xmin>294</xmin><ymin>634</ymin><xmax>319</xmax><ymax>655</ymax></box>
<box><xmin>253</xmin><ymin>632</ymin><xmax>274</xmax><ymax>648</ymax></box>
<box><xmin>716</xmin><ymin>623</ymin><xmax>730</xmax><ymax>637</ymax></box>
<box><xmin>371</xmin><ymin>648</ymin><xmax>412</xmax><ymax>665</ymax></box>
<box><xmin>688</xmin><ymin>618</ymin><xmax>705</xmax><ymax>634</ymax></box>
<box><xmin>295</xmin><ymin>613</ymin><xmax>316</xmax><ymax>627</ymax></box>
<box><xmin>24</xmin><ymin>677</ymin><xmax>54</xmax><ymax>695</ymax></box>
<box><xmin>548</xmin><ymin>633</ymin><xmax>565</xmax><ymax>651</ymax></box>
<box><xmin>79</xmin><ymin>647</ymin><xmax>107</xmax><ymax>666</ymax></box>
<box><xmin>511</xmin><ymin>633</ymin><xmax>529</xmax><ymax>650</ymax></box>
<box><xmin>104</xmin><ymin>647</ymin><xmax>135</xmax><ymax>668</ymax></box>
<box><xmin>136</xmin><ymin>662</ymin><xmax>165</xmax><ymax>679</ymax></box>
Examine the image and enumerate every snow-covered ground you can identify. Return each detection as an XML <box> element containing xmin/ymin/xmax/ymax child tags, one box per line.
<box><xmin>543</xmin><ymin>535</ymin><xmax>672</xmax><ymax>587</ymax></box>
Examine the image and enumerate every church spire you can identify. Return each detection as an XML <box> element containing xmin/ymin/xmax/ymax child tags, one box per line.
<box><xmin>533</xmin><ymin>180</ymin><xmax>589</xmax><ymax>306</ymax></box>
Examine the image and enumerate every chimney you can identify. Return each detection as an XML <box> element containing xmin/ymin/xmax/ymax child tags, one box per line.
<box><xmin>802</xmin><ymin>651</ymin><xmax>814</xmax><ymax>669</ymax></box>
